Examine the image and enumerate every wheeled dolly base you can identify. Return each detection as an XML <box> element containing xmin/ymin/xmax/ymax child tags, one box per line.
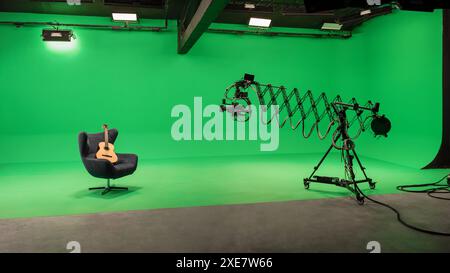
<box><xmin>302</xmin><ymin>133</ymin><xmax>376</xmax><ymax>205</ymax></box>
<box><xmin>304</xmin><ymin>176</ymin><xmax>375</xmax><ymax>205</ymax></box>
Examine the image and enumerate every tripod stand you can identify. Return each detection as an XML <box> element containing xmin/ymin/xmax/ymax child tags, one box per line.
<box><xmin>303</xmin><ymin>103</ymin><xmax>376</xmax><ymax>205</ymax></box>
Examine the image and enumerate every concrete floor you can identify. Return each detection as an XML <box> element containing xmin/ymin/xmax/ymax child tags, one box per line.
<box><xmin>0</xmin><ymin>193</ymin><xmax>449</xmax><ymax>253</ymax></box>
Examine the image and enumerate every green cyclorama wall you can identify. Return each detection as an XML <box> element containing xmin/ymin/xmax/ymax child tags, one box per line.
<box><xmin>0</xmin><ymin>11</ymin><xmax>442</xmax><ymax>168</ymax></box>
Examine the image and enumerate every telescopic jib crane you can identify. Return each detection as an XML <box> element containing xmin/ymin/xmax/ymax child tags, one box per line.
<box><xmin>220</xmin><ymin>74</ymin><xmax>391</xmax><ymax>204</ymax></box>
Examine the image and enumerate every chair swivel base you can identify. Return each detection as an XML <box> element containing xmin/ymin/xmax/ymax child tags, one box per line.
<box><xmin>89</xmin><ymin>179</ymin><xmax>128</xmax><ymax>195</ymax></box>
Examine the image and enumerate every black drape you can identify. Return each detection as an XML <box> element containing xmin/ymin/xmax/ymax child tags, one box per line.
<box><xmin>424</xmin><ymin>10</ymin><xmax>450</xmax><ymax>169</ymax></box>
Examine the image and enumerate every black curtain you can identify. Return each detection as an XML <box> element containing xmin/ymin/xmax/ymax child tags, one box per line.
<box><xmin>425</xmin><ymin>10</ymin><xmax>450</xmax><ymax>169</ymax></box>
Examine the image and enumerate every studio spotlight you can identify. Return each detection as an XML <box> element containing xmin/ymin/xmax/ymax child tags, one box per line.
<box><xmin>248</xmin><ymin>18</ymin><xmax>272</xmax><ymax>28</ymax></box>
<box><xmin>321</xmin><ymin>23</ymin><xmax>343</xmax><ymax>31</ymax></box>
<box><xmin>112</xmin><ymin>13</ymin><xmax>138</xmax><ymax>23</ymax></box>
<box><xmin>42</xmin><ymin>29</ymin><xmax>74</xmax><ymax>42</ymax></box>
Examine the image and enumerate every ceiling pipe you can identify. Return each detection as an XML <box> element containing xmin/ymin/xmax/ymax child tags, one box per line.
<box><xmin>207</xmin><ymin>28</ymin><xmax>352</xmax><ymax>39</ymax></box>
<box><xmin>0</xmin><ymin>20</ymin><xmax>168</xmax><ymax>31</ymax></box>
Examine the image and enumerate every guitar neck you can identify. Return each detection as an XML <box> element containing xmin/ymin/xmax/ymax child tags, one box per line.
<box><xmin>104</xmin><ymin>126</ymin><xmax>109</xmax><ymax>148</ymax></box>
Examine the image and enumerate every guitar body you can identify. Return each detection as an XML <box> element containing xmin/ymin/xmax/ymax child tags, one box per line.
<box><xmin>96</xmin><ymin>142</ymin><xmax>118</xmax><ymax>163</ymax></box>
<box><xmin>95</xmin><ymin>124</ymin><xmax>118</xmax><ymax>164</ymax></box>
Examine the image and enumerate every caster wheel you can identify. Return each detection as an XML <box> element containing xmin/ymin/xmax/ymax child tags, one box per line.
<box><xmin>357</xmin><ymin>196</ymin><xmax>365</xmax><ymax>205</ymax></box>
<box><xmin>303</xmin><ymin>179</ymin><xmax>310</xmax><ymax>190</ymax></box>
<box><xmin>369</xmin><ymin>183</ymin><xmax>376</xmax><ymax>190</ymax></box>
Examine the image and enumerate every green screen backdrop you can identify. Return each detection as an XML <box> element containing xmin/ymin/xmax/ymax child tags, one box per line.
<box><xmin>0</xmin><ymin>10</ymin><xmax>442</xmax><ymax>169</ymax></box>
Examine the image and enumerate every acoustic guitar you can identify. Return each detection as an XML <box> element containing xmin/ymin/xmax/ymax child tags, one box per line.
<box><xmin>96</xmin><ymin>124</ymin><xmax>118</xmax><ymax>164</ymax></box>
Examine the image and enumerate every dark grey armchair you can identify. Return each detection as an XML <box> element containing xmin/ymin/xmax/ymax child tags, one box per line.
<box><xmin>78</xmin><ymin>129</ymin><xmax>138</xmax><ymax>195</ymax></box>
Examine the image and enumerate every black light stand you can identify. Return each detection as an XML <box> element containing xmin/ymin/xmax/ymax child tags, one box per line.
<box><xmin>303</xmin><ymin>102</ymin><xmax>377</xmax><ymax>205</ymax></box>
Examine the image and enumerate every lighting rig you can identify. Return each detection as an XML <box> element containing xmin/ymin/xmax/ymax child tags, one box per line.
<box><xmin>220</xmin><ymin>74</ymin><xmax>391</xmax><ymax>204</ymax></box>
<box><xmin>42</xmin><ymin>29</ymin><xmax>74</xmax><ymax>42</ymax></box>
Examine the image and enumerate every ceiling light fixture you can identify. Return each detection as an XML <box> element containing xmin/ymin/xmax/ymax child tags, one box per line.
<box><xmin>321</xmin><ymin>22</ymin><xmax>343</xmax><ymax>31</ymax></box>
<box><xmin>248</xmin><ymin>17</ymin><xmax>272</xmax><ymax>28</ymax></box>
<box><xmin>360</xmin><ymin>9</ymin><xmax>372</xmax><ymax>16</ymax></box>
<box><xmin>112</xmin><ymin>13</ymin><xmax>138</xmax><ymax>22</ymax></box>
<box><xmin>244</xmin><ymin>3</ymin><xmax>256</xmax><ymax>9</ymax></box>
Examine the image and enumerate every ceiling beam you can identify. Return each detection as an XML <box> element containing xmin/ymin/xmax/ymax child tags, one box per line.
<box><xmin>177</xmin><ymin>0</ymin><xmax>229</xmax><ymax>54</ymax></box>
<box><xmin>0</xmin><ymin>0</ymin><xmax>170</xmax><ymax>19</ymax></box>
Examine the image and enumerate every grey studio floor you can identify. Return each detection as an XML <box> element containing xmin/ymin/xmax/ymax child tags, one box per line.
<box><xmin>0</xmin><ymin>193</ymin><xmax>450</xmax><ymax>253</ymax></box>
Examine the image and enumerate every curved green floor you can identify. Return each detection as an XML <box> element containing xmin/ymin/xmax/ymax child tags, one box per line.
<box><xmin>0</xmin><ymin>153</ymin><xmax>448</xmax><ymax>219</ymax></box>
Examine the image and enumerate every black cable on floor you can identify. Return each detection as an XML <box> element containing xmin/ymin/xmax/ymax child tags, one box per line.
<box><xmin>354</xmin><ymin>175</ymin><xmax>450</xmax><ymax>236</ymax></box>
<box><xmin>397</xmin><ymin>175</ymin><xmax>450</xmax><ymax>201</ymax></box>
<box><xmin>396</xmin><ymin>175</ymin><xmax>449</xmax><ymax>193</ymax></box>
<box><xmin>427</xmin><ymin>189</ymin><xmax>450</xmax><ymax>201</ymax></box>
